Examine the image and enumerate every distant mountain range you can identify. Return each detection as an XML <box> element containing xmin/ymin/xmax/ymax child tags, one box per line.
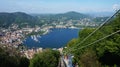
<box><xmin>0</xmin><ymin>11</ymin><xmax>109</xmax><ymax>28</ymax></box>
<box><xmin>88</xmin><ymin>12</ymin><xmax>114</xmax><ymax>17</ymax></box>
<box><xmin>54</xmin><ymin>11</ymin><xmax>90</xmax><ymax>20</ymax></box>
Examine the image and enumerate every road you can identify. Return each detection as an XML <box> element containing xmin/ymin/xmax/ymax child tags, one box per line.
<box><xmin>58</xmin><ymin>56</ymin><xmax>67</xmax><ymax>67</ymax></box>
<box><xmin>63</xmin><ymin>55</ymin><xmax>73</xmax><ymax>67</ymax></box>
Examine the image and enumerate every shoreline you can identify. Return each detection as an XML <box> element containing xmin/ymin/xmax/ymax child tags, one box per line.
<box><xmin>23</xmin><ymin>28</ymin><xmax>80</xmax><ymax>49</ymax></box>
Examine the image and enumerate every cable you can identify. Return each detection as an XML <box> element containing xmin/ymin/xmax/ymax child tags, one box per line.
<box><xmin>64</xmin><ymin>9</ymin><xmax>120</xmax><ymax>54</ymax></box>
<box><xmin>74</xmin><ymin>9</ymin><xmax>120</xmax><ymax>48</ymax></box>
<box><xmin>73</xmin><ymin>30</ymin><xmax>120</xmax><ymax>51</ymax></box>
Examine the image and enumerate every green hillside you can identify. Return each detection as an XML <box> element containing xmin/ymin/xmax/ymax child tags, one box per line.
<box><xmin>0</xmin><ymin>12</ymin><xmax>40</xmax><ymax>28</ymax></box>
<box><xmin>65</xmin><ymin>12</ymin><xmax>120</xmax><ymax>67</ymax></box>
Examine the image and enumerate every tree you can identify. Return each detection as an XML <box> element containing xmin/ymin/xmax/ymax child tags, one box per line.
<box><xmin>19</xmin><ymin>57</ymin><xmax>30</xmax><ymax>67</ymax></box>
<box><xmin>29</xmin><ymin>49</ymin><xmax>60</xmax><ymax>67</ymax></box>
<box><xmin>0</xmin><ymin>46</ymin><xmax>30</xmax><ymax>67</ymax></box>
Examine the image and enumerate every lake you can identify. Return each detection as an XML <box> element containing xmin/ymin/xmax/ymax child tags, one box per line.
<box><xmin>23</xmin><ymin>28</ymin><xmax>80</xmax><ymax>48</ymax></box>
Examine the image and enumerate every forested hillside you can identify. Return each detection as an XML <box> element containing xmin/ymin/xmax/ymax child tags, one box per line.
<box><xmin>0</xmin><ymin>12</ymin><xmax>40</xmax><ymax>28</ymax></box>
<box><xmin>66</xmin><ymin>12</ymin><xmax>120</xmax><ymax>67</ymax></box>
<box><xmin>29</xmin><ymin>49</ymin><xmax>60</xmax><ymax>67</ymax></box>
<box><xmin>0</xmin><ymin>45</ymin><xmax>30</xmax><ymax>67</ymax></box>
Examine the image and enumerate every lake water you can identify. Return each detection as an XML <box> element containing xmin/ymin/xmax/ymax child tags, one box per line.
<box><xmin>23</xmin><ymin>28</ymin><xmax>80</xmax><ymax>48</ymax></box>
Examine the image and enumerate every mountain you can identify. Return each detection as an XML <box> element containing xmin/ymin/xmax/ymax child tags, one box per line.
<box><xmin>0</xmin><ymin>11</ymin><xmax>90</xmax><ymax>28</ymax></box>
<box><xmin>55</xmin><ymin>11</ymin><xmax>90</xmax><ymax>20</ymax></box>
<box><xmin>0</xmin><ymin>12</ymin><xmax>38</xmax><ymax>28</ymax></box>
<box><xmin>0</xmin><ymin>11</ymin><xmax>91</xmax><ymax>28</ymax></box>
<box><xmin>35</xmin><ymin>11</ymin><xmax>90</xmax><ymax>24</ymax></box>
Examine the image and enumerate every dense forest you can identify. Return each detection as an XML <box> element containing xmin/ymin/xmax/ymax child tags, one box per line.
<box><xmin>65</xmin><ymin>12</ymin><xmax>120</xmax><ymax>67</ymax></box>
<box><xmin>0</xmin><ymin>45</ymin><xmax>30</xmax><ymax>67</ymax></box>
<box><xmin>29</xmin><ymin>49</ymin><xmax>60</xmax><ymax>67</ymax></box>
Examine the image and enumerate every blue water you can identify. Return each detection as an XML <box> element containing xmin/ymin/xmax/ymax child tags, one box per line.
<box><xmin>23</xmin><ymin>28</ymin><xmax>80</xmax><ymax>48</ymax></box>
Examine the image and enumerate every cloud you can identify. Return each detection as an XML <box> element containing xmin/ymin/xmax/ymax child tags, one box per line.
<box><xmin>113</xmin><ymin>4</ymin><xmax>120</xmax><ymax>10</ymax></box>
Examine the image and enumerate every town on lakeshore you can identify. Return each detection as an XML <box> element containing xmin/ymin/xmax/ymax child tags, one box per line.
<box><xmin>0</xmin><ymin>16</ymin><xmax>98</xmax><ymax>59</ymax></box>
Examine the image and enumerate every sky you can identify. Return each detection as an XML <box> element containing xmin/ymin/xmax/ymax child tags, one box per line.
<box><xmin>0</xmin><ymin>0</ymin><xmax>120</xmax><ymax>14</ymax></box>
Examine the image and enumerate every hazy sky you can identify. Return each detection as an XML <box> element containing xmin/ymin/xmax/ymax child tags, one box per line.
<box><xmin>0</xmin><ymin>0</ymin><xmax>120</xmax><ymax>13</ymax></box>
